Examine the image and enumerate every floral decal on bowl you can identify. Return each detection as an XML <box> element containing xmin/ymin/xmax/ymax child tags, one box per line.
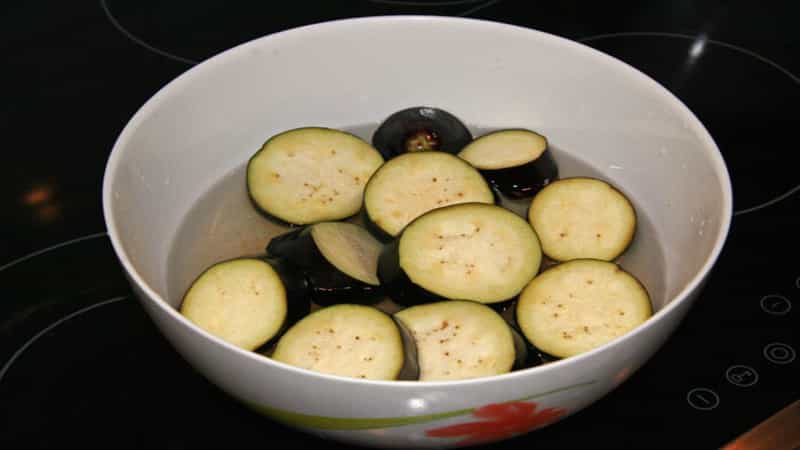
<box><xmin>425</xmin><ymin>401</ymin><xmax>566</xmax><ymax>446</ymax></box>
<box><xmin>249</xmin><ymin>380</ymin><xmax>591</xmax><ymax>433</ymax></box>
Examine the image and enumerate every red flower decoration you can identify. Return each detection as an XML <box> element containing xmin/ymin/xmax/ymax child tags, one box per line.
<box><xmin>425</xmin><ymin>401</ymin><xmax>567</xmax><ymax>446</ymax></box>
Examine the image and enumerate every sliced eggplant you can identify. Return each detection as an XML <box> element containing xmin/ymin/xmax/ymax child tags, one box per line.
<box><xmin>371</xmin><ymin>106</ymin><xmax>473</xmax><ymax>159</ymax></box>
<box><xmin>271</xmin><ymin>304</ymin><xmax>417</xmax><ymax>380</ymax></box>
<box><xmin>247</xmin><ymin>127</ymin><xmax>384</xmax><ymax>225</ymax></box>
<box><xmin>179</xmin><ymin>257</ymin><xmax>310</xmax><ymax>351</ymax></box>
<box><xmin>395</xmin><ymin>301</ymin><xmax>520</xmax><ymax>381</ymax></box>
<box><xmin>515</xmin><ymin>259</ymin><xmax>652</xmax><ymax>358</ymax></box>
<box><xmin>363</xmin><ymin>151</ymin><xmax>495</xmax><ymax>238</ymax></box>
<box><xmin>266</xmin><ymin>222</ymin><xmax>384</xmax><ymax>306</ymax></box>
<box><xmin>378</xmin><ymin>203</ymin><xmax>542</xmax><ymax>305</ymax></box>
<box><xmin>527</xmin><ymin>177</ymin><xmax>637</xmax><ymax>262</ymax></box>
<box><xmin>505</xmin><ymin>317</ymin><xmax>559</xmax><ymax>367</ymax></box>
<box><xmin>458</xmin><ymin>129</ymin><xmax>558</xmax><ymax>198</ymax></box>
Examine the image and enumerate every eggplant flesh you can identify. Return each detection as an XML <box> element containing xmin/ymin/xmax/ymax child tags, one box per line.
<box><xmin>377</xmin><ymin>239</ymin><xmax>515</xmax><ymax>310</ymax></box>
<box><xmin>515</xmin><ymin>259</ymin><xmax>652</xmax><ymax>358</ymax></box>
<box><xmin>527</xmin><ymin>177</ymin><xmax>637</xmax><ymax>262</ymax></box>
<box><xmin>363</xmin><ymin>151</ymin><xmax>495</xmax><ymax>238</ymax></box>
<box><xmin>380</xmin><ymin>203</ymin><xmax>542</xmax><ymax>305</ymax></box>
<box><xmin>246</xmin><ymin>127</ymin><xmax>384</xmax><ymax>226</ymax></box>
<box><xmin>267</xmin><ymin>224</ymin><xmax>383</xmax><ymax>306</ymax></box>
<box><xmin>271</xmin><ymin>304</ymin><xmax>417</xmax><ymax>380</ymax></box>
<box><xmin>394</xmin><ymin>301</ymin><xmax>519</xmax><ymax>381</ymax></box>
<box><xmin>379</xmin><ymin>239</ymin><xmax>522</xmax><ymax>308</ymax></box>
<box><xmin>371</xmin><ymin>106</ymin><xmax>473</xmax><ymax>159</ymax></box>
<box><xmin>179</xmin><ymin>257</ymin><xmax>310</xmax><ymax>351</ymax></box>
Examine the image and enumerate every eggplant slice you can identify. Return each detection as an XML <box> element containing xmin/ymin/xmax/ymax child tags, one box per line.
<box><xmin>266</xmin><ymin>222</ymin><xmax>384</xmax><ymax>306</ymax></box>
<box><xmin>371</xmin><ymin>106</ymin><xmax>473</xmax><ymax>159</ymax></box>
<box><xmin>379</xmin><ymin>203</ymin><xmax>542</xmax><ymax>305</ymax></box>
<box><xmin>179</xmin><ymin>258</ymin><xmax>309</xmax><ymax>351</ymax></box>
<box><xmin>247</xmin><ymin>127</ymin><xmax>384</xmax><ymax>225</ymax></box>
<box><xmin>271</xmin><ymin>304</ymin><xmax>417</xmax><ymax>380</ymax></box>
<box><xmin>395</xmin><ymin>301</ymin><xmax>519</xmax><ymax>381</ymax></box>
<box><xmin>363</xmin><ymin>151</ymin><xmax>495</xmax><ymax>238</ymax></box>
<box><xmin>515</xmin><ymin>259</ymin><xmax>652</xmax><ymax>358</ymax></box>
<box><xmin>527</xmin><ymin>177</ymin><xmax>637</xmax><ymax>262</ymax></box>
<box><xmin>458</xmin><ymin>129</ymin><xmax>558</xmax><ymax>198</ymax></box>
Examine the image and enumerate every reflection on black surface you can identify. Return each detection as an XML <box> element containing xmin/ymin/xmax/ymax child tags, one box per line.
<box><xmin>21</xmin><ymin>182</ymin><xmax>63</xmax><ymax>224</ymax></box>
<box><xmin>581</xmin><ymin>33</ymin><xmax>799</xmax><ymax>214</ymax></box>
<box><xmin>21</xmin><ymin>185</ymin><xmax>53</xmax><ymax>206</ymax></box>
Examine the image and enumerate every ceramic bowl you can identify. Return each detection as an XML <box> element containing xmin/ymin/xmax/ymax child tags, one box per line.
<box><xmin>102</xmin><ymin>16</ymin><xmax>732</xmax><ymax>448</ymax></box>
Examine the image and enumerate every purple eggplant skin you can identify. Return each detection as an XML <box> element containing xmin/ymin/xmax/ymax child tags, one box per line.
<box><xmin>361</xmin><ymin>208</ymin><xmax>396</xmax><ymax>243</ymax></box>
<box><xmin>504</xmin><ymin>312</ymin><xmax>554</xmax><ymax>369</ymax></box>
<box><xmin>266</xmin><ymin>227</ymin><xmax>384</xmax><ymax>306</ymax></box>
<box><xmin>377</xmin><ymin>240</ymin><xmax>440</xmax><ymax>306</ymax></box>
<box><xmin>391</xmin><ymin>315</ymin><xmax>421</xmax><ymax>380</ymax></box>
<box><xmin>478</xmin><ymin>148</ymin><xmax>559</xmax><ymax>199</ymax></box>
<box><xmin>510</xmin><ymin>325</ymin><xmax>547</xmax><ymax>370</ymax></box>
<box><xmin>371</xmin><ymin>106</ymin><xmax>473</xmax><ymax>160</ymax></box>
<box><xmin>249</xmin><ymin>256</ymin><xmax>311</xmax><ymax>352</ymax></box>
<box><xmin>376</xmin><ymin>240</ymin><xmax>515</xmax><ymax>309</ymax></box>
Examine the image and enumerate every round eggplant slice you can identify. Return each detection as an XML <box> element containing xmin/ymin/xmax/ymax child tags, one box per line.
<box><xmin>515</xmin><ymin>259</ymin><xmax>652</xmax><ymax>359</ymax></box>
<box><xmin>394</xmin><ymin>301</ymin><xmax>518</xmax><ymax>381</ymax></box>
<box><xmin>371</xmin><ymin>106</ymin><xmax>472</xmax><ymax>159</ymax></box>
<box><xmin>247</xmin><ymin>127</ymin><xmax>384</xmax><ymax>225</ymax></box>
<box><xmin>271</xmin><ymin>304</ymin><xmax>416</xmax><ymax>380</ymax></box>
<box><xmin>179</xmin><ymin>258</ymin><xmax>310</xmax><ymax>351</ymax></box>
<box><xmin>379</xmin><ymin>203</ymin><xmax>542</xmax><ymax>305</ymax></box>
<box><xmin>527</xmin><ymin>177</ymin><xmax>637</xmax><ymax>262</ymax></box>
<box><xmin>266</xmin><ymin>222</ymin><xmax>384</xmax><ymax>306</ymax></box>
<box><xmin>457</xmin><ymin>129</ymin><xmax>558</xmax><ymax>198</ymax></box>
<box><xmin>363</xmin><ymin>151</ymin><xmax>495</xmax><ymax>238</ymax></box>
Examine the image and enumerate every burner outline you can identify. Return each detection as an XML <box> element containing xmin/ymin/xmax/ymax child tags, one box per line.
<box><xmin>100</xmin><ymin>0</ymin><xmax>502</xmax><ymax>66</ymax></box>
<box><xmin>0</xmin><ymin>231</ymin><xmax>108</xmax><ymax>273</ymax></box>
<box><xmin>578</xmin><ymin>32</ymin><xmax>800</xmax><ymax>217</ymax></box>
<box><xmin>369</xmin><ymin>0</ymin><xmax>501</xmax><ymax>16</ymax></box>
<box><xmin>0</xmin><ymin>296</ymin><xmax>131</xmax><ymax>384</ymax></box>
<box><xmin>368</xmin><ymin>0</ymin><xmax>484</xmax><ymax>6</ymax></box>
<box><xmin>100</xmin><ymin>0</ymin><xmax>199</xmax><ymax>65</ymax></box>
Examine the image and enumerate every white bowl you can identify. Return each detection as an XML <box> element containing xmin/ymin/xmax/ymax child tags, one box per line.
<box><xmin>102</xmin><ymin>16</ymin><xmax>732</xmax><ymax>448</ymax></box>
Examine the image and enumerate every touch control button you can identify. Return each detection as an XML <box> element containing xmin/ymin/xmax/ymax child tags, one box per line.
<box><xmin>725</xmin><ymin>365</ymin><xmax>759</xmax><ymax>387</ymax></box>
<box><xmin>687</xmin><ymin>388</ymin><xmax>720</xmax><ymax>410</ymax></box>
<box><xmin>763</xmin><ymin>342</ymin><xmax>796</xmax><ymax>365</ymax></box>
<box><xmin>760</xmin><ymin>294</ymin><xmax>791</xmax><ymax>315</ymax></box>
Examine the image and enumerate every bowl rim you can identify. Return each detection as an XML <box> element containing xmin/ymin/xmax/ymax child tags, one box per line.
<box><xmin>102</xmin><ymin>15</ymin><xmax>733</xmax><ymax>389</ymax></box>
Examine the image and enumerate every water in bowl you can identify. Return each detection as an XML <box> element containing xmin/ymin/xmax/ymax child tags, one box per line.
<box><xmin>166</xmin><ymin>124</ymin><xmax>668</xmax><ymax>332</ymax></box>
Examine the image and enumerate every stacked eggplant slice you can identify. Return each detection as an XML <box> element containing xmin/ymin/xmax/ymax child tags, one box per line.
<box><xmin>178</xmin><ymin>106</ymin><xmax>653</xmax><ymax>381</ymax></box>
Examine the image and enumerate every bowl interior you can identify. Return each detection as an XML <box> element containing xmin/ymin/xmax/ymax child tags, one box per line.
<box><xmin>104</xmin><ymin>16</ymin><xmax>731</xmax><ymax>335</ymax></box>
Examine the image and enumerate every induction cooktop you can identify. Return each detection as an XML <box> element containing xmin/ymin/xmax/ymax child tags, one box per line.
<box><xmin>1</xmin><ymin>2</ymin><xmax>797</xmax><ymax>449</ymax></box>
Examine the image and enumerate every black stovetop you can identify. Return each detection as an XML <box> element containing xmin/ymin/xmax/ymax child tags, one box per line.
<box><xmin>1</xmin><ymin>2</ymin><xmax>798</xmax><ymax>449</ymax></box>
